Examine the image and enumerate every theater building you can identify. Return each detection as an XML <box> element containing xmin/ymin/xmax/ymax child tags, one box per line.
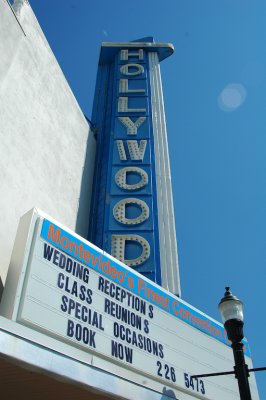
<box><xmin>0</xmin><ymin>1</ymin><xmax>259</xmax><ymax>399</ymax></box>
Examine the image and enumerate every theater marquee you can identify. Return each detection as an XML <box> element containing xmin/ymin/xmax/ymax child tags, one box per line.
<box><xmin>0</xmin><ymin>209</ymin><xmax>257</xmax><ymax>400</ymax></box>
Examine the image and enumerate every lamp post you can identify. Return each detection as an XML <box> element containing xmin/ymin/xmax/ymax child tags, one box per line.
<box><xmin>218</xmin><ymin>287</ymin><xmax>252</xmax><ymax>400</ymax></box>
<box><xmin>192</xmin><ymin>288</ymin><xmax>265</xmax><ymax>396</ymax></box>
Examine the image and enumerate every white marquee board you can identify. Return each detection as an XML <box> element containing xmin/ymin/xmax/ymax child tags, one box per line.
<box><xmin>0</xmin><ymin>209</ymin><xmax>259</xmax><ymax>400</ymax></box>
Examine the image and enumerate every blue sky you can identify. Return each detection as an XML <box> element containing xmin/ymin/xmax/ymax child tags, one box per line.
<box><xmin>30</xmin><ymin>0</ymin><xmax>266</xmax><ymax>397</ymax></box>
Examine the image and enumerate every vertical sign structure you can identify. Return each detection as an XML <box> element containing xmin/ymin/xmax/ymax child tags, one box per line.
<box><xmin>89</xmin><ymin>38</ymin><xmax>181</xmax><ymax>296</ymax></box>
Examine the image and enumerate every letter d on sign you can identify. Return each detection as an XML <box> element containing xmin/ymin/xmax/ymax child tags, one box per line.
<box><xmin>111</xmin><ymin>234</ymin><xmax>150</xmax><ymax>267</ymax></box>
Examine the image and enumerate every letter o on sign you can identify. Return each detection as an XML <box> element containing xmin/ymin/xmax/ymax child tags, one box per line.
<box><xmin>113</xmin><ymin>198</ymin><xmax>149</xmax><ymax>225</ymax></box>
<box><xmin>115</xmin><ymin>167</ymin><xmax>148</xmax><ymax>191</ymax></box>
<box><xmin>120</xmin><ymin>63</ymin><xmax>144</xmax><ymax>76</ymax></box>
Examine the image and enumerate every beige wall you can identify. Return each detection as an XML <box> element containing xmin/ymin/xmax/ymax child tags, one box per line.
<box><xmin>0</xmin><ymin>0</ymin><xmax>96</xmax><ymax>283</ymax></box>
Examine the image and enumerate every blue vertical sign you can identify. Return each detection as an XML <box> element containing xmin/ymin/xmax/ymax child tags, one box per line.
<box><xmin>89</xmin><ymin>38</ymin><xmax>181</xmax><ymax>295</ymax></box>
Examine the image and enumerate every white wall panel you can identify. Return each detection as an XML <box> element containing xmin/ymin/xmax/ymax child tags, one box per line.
<box><xmin>0</xmin><ymin>0</ymin><xmax>95</xmax><ymax>283</ymax></box>
<box><xmin>149</xmin><ymin>52</ymin><xmax>181</xmax><ymax>295</ymax></box>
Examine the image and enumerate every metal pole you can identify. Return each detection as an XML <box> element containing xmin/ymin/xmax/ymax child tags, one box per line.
<box><xmin>231</xmin><ymin>341</ymin><xmax>252</xmax><ymax>400</ymax></box>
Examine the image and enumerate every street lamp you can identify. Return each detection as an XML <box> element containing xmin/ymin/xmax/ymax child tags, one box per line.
<box><xmin>191</xmin><ymin>288</ymin><xmax>266</xmax><ymax>397</ymax></box>
<box><xmin>218</xmin><ymin>287</ymin><xmax>252</xmax><ymax>400</ymax></box>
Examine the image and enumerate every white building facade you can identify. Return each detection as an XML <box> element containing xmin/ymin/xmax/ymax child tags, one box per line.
<box><xmin>0</xmin><ymin>1</ymin><xmax>259</xmax><ymax>399</ymax></box>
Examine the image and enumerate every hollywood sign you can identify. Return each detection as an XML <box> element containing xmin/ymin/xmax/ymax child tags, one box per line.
<box><xmin>112</xmin><ymin>49</ymin><xmax>151</xmax><ymax>270</ymax></box>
